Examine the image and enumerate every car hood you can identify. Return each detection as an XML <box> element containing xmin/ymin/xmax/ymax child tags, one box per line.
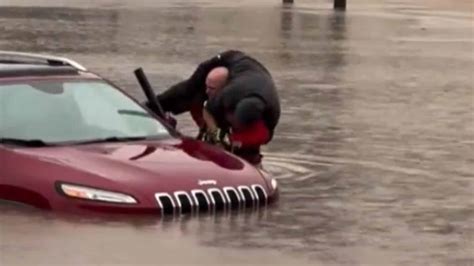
<box><xmin>13</xmin><ymin>138</ymin><xmax>265</xmax><ymax>193</ymax></box>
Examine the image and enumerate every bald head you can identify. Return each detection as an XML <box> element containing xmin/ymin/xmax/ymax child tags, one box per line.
<box><xmin>206</xmin><ymin>67</ymin><xmax>229</xmax><ymax>98</ymax></box>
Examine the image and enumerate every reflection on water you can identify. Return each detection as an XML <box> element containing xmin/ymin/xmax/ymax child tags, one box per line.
<box><xmin>1</xmin><ymin>0</ymin><xmax>473</xmax><ymax>265</ymax></box>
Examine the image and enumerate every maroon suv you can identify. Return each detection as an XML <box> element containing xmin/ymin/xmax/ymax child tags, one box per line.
<box><xmin>0</xmin><ymin>51</ymin><xmax>278</xmax><ymax>215</ymax></box>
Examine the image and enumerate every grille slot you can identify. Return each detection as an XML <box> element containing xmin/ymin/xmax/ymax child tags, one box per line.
<box><xmin>191</xmin><ymin>190</ymin><xmax>210</xmax><ymax>212</ymax></box>
<box><xmin>238</xmin><ymin>186</ymin><xmax>255</xmax><ymax>208</ymax></box>
<box><xmin>224</xmin><ymin>187</ymin><xmax>241</xmax><ymax>209</ymax></box>
<box><xmin>252</xmin><ymin>185</ymin><xmax>267</xmax><ymax>205</ymax></box>
<box><xmin>174</xmin><ymin>191</ymin><xmax>193</xmax><ymax>213</ymax></box>
<box><xmin>154</xmin><ymin>193</ymin><xmax>175</xmax><ymax>215</ymax></box>
<box><xmin>208</xmin><ymin>188</ymin><xmax>226</xmax><ymax>211</ymax></box>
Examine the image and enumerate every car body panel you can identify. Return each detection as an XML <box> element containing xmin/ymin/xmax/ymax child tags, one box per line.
<box><xmin>0</xmin><ymin>137</ymin><xmax>277</xmax><ymax>214</ymax></box>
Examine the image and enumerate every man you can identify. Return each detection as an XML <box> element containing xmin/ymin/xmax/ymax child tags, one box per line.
<box><xmin>150</xmin><ymin>50</ymin><xmax>280</xmax><ymax>165</ymax></box>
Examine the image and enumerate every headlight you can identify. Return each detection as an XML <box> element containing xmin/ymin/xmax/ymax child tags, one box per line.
<box><xmin>257</xmin><ymin>168</ymin><xmax>278</xmax><ymax>191</ymax></box>
<box><xmin>58</xmin><ymin>183</ymin><xmax>137</xmax><ymax>204</ymax></box>
<box><xmin>271</xmin><ymin>178</ymin><xmax>278</xmax><ymax>190</ymax></box>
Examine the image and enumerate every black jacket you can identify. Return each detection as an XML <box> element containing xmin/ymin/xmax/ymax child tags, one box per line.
<box><xmin>157</xmin><ymin>50</ymin><xmax>280</xmax><ymax>140</ymax></box>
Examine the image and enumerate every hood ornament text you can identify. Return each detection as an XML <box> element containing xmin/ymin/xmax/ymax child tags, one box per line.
<box><xmin>198</xmin><ymin>179</ymin><xmax>217</xmax><ymax>186</ymax></box>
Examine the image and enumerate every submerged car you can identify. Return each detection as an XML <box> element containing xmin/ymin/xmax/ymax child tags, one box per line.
<box><xmin>0</xmin><ymin>51</ymin><xmax>278</xmax><ymax>215</ymax></box>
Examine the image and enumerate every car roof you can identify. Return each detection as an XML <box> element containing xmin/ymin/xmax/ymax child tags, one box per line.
<box><xmin>0</xmin><ymin>51</ymin><xmax>91</xmax><ymax>79</ymax></box>
<box><xmin>0</xmin><ymin>63</ymin><xmax>81</xmax><ymax>78</ymax></box>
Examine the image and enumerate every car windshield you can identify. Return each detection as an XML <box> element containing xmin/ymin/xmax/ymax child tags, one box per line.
<box><xmin>0</xmin><ymin>79</ymin><xmax>171</xmax><ymax>144</ymax></box>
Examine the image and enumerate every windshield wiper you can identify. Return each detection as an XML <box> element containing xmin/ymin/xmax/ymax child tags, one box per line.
<box><xmin>117</xmin><ymin>110</ymin><xmax>152</xmax><ymax>118</ymax></box>
<box><xmin>0</xmin><ymin>138</ymin><xmax>52</xmax><ymax>147</ymax></box>
<box><xmin>72</xmin><ymin>136</ymin><xmax>162</xmax><ymax>145</ymax></box>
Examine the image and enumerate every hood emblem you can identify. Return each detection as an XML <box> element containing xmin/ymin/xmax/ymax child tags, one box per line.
<box><xmin>198</xmin><ymin>179</ymin><xmax>217</xmax><ymax>186</ymax></box>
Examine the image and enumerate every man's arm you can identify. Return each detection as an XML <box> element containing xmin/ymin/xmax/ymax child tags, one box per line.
<box><xmin>148</xmin><ymin>50</ymin><xmax>244</xmax><ymax>127</ymax></box>
<box><xmin>156</xmin><ymin>79</ymin><xmax>202</xmax><ymax>114</ymax></box>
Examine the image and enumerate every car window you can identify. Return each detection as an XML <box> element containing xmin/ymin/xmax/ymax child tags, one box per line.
<box><xmin>0</xmin><ymin>80</ymin><xmax>170</xmax><ymax>143</ymax></box>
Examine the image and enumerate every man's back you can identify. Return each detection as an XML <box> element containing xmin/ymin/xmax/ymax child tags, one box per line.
<box><xmin>207</xmin><ymin>51</ymin><xmax>281</xmax><ymax>138</ymax></box>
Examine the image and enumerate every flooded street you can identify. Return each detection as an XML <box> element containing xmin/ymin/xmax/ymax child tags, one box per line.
<box><xmin>1</xmin><ymin>0</ymin><xmax>473</xmax><ymax>265</ymax></box>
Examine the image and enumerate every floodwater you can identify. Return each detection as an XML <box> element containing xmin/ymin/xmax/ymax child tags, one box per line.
<box><xmin>0</xmin><ymin>0</ymin><xmax>473</xmax><ymax>265</ymax></box>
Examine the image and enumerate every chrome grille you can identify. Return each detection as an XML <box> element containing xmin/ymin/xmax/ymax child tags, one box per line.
<box><xmin>154</xmin><ymin>185</ymin><xmax>268</xmax><ymax>215</ymax></box>
<box><xmin>238</xmin><ymin>186</ymin><xmax>255</xmax><ymax>208</ymax></box>
<box><xmin>191</xmin><ymin>190</ymin><xmax>210</xmax><ymax>212</ymax></box>
<box><xmin>174</xmin><ymin>191</ymin><xmax>193</xmax><ymax>214</ymax></box>
<box><xmin>154</xmin><ymin>193</ymin><xmax>175</xmax><ymax>216</ymax></box>
<box><xmin>252</xmin><ymin>185</ymin><xmax>268</xmax><ymax>205</ymax></box>
<box><xmin>208</xmin><ymin>188</ymin><xmax>226</xmax><ymax>211</ymax></box>
<box><xmin>224</xmin><ymin>187</ymin><xmax>241</xmax><ymax>210</ymax></box>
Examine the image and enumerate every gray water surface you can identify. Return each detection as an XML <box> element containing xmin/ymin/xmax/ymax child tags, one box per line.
<box><xmin>0</xmin><ymin>0</ymin><xmax>473</xmax><ymax>265</ymax></box>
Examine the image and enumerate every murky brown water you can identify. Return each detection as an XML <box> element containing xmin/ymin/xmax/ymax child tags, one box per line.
<box><xmin>1</xmin><ymin>0</ymin><xmax>473</xmax><ymax>265</ymax></box>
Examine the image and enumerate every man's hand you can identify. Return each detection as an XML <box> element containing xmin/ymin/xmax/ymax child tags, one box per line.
<box><xmin>199</xmin><ymin>109</ymin><xmax>227</xmax><ymax>147</ymax></box>
<box><xmin>202</xmin><ymin>103</ymin><xmax>218</xmax><ymax>133</ymax></box>
<box><xmin>201</xmin><ymin>104</ymin><xmax>228</xmax><ymax>146</ymax></box>
<box><xmin>202</xmin><ymin>128</ymin><xmax>233</xmax><ymax>151</ymax></box>
<box><xmin>203</xmin><ymin>128</ymin><xmax>222</xmax><ymax>145</ymax></box>
<box><xmin>200</xmin><ymin>102</ymin><xmax>242</xmax><ymax>152</ymax></box>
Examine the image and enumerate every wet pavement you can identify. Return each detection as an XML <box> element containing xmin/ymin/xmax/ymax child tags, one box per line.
<box><xmin>0</xmin><ymin>0</ymin><xmax>473</xmax><ymax>265</ymax></box>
